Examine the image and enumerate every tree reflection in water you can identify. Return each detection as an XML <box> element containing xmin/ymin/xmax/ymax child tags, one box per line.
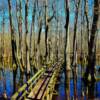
<box><xmin>57</xmin><ymin>66</ymin><xmax>100</xmax><ymax>100</ymax></box>
<box><xmin>0</xmin><ymin>66</ymin><xmax>100</xmax><ymax>99</ymax></box>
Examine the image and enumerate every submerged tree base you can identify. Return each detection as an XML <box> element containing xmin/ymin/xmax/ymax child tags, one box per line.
<box><xmin>83</xmin><ymin>73</ymin><xmax>96</xmax><ymax>86</ymax></box>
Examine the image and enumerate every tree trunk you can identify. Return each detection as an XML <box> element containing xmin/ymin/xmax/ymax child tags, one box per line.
<box><xmin>25</xmin><ymin>0</ymin><xmax>30</xmax><ymax>80</ymax></box>
<box><xmin>71</xmin><ymin>0</ymin><xmax>80</xmax><ymax>99</ymax></box>
<box><xmin>30</xmin><ymin>0</ymin><xmax>36</xmax><ymax>62</ymax></box>
<box><xmin>64</xmin><ymin>0</ymin><xmax>70</xmax><ymax>99</ymax></box>
<box><xmin>84</xmin><ymin>0</ymin><xmax>99</xmax><ymax>83</ymax></box>
<box><xmin>16</xmin><ymin>0</ymin><xmax>24</xmax><ymax>84</ymax></box>
<box><xmin>44</xmin><ymin>0</ymin><xmax>55</xmax><ymax>63</ymax></box>
<box><xmin>37</xmin><ymin>13</ymin><xmax>42</xmax><ymax>69</ymax></box>
<box><xmin>8</xmin><ymin>0</ymin><xmax>18</xmax><ymax>93</ymax></box>
<box><xmin>1</xmin><ymin>10</ymin><xmax>5</xmax><ymax>67</ymax></box>
<box><xmin>55</xmin><ymin>18</ymin><xmax>59</xmax><ymax>62</ymax></box>
<box><xmin>84</xmin><ymin>0</ymin><xmax>90</xmax><ymax>51</ymax></box>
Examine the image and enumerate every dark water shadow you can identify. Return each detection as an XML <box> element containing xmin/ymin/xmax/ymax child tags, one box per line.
<box><xmin>57</xmin><ymin>65</ymin><xmax>100</xmax><ymax>100</ymax></box>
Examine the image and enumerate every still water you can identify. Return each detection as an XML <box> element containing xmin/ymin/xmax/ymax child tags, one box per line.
<box><xmin>57</xmin><ymin>66</ymin><xmax>100</xmax><ymax>100</ymax></box>
<box><xmin>0</xmin><ymin>67</ymin><xmax>27</xmax><ymax>98</ymax></box>
<box><xmin>0</xmin><ymin>66</ymin><xmax>100</xmax><ymax>99</ymax></box>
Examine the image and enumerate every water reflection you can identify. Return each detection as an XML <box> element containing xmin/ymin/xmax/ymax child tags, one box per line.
<box><xmin>66</xmin><ymin>70</ymin><xmax>70</xmax><ymax>100</ymax></box>
<box><xmin>0</xmin><ymin>67</ymin><xmax>26</xmax><ymax>98</ymax></box>
<box><xmin>58</xmin><ymin>66</ymin><xmax>100</xmax><ymax>100</ymax></box>
<box><xmin>0</xmin><ymin>65</ymin><xmax>100</xmax><ymax>99</ymax></box>
<box><xmin>0</xmin><ymin>68</ymin><xmax>13</xmax><ymax>98</ymax></box>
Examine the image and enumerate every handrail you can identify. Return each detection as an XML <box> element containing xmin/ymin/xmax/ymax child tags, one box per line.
<box><xmin>43</xmin><ymin>63</ymin><xmax>62</xmax><ymax>100</ymax></box>
<box><xmin>11</xmin><ymin>68</ymin><xmax>45</xmax><ymax>100</ymax></box>
<box><xmin>11</xmin><ymin>60</ymin><xmax>63</xmax><ymax>100</ymax></box>
<box><xmin>43</xmin><ymin>62</ymin><xmax>63</xmax><ymax>100</ymax></box>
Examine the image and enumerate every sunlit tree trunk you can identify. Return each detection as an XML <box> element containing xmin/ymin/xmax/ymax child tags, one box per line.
<box><xmin>44</xmin><ymin>0</ymin><xmax>55</xmax><ymax>63</ymax></box>
<box><xmin>80</xmin><ymin>0</ymin><xmax>84</xmax><ymax>96</ymax></box>
<box><xmin>30</xmin><ymin>0</ymin><xmax>36</xmax><ymax>64</ymax></box>
<box><xmin>16</xmin><ymin>0</ymin><xmax>24</xmax><ymax>84</ymax></box>
<box><xmin>84</xmin><ymin>0</ymin><xmax>90</xmax><ymax>48</ymax></box>
<box><xmin>48</xmin><ymin>38</ymin><xmax>51</xmax><ymax>61</ymax></box>
<box><xmin>64</xmin><ymin>0</ymin><xmax>70</xmax><ymax>99</ymax></box>
<box><xmin>58</xmin><ymin>22</ymin><xmax>61</xmax><ymax>58</ymax></box>
<box><xmin>71</xmin><ymin>0</ymin><xmax>80</xmax><ymax>99</ymax></box>
<box><xmin>37</xmin><ymin>12</ymin><xmax>42</xmax><ymax>69</ymax></box>
<box><xmin>44</xmin><ymin>0</ymin><xmax>48</xmax><ymax>63</ymax></box>
<box><xmin>55</xmin><ymin>17</ymin><xmax>59</xmax><ymax>62</ymax></box>
<box><xmin>8</xmin><ymin>0</ymin><xmax>18</xmax><ymax>93</ymax></box>
<box><xmin>25</xmin><ymin>0</ymin><xmax>30</xmax><ymax>80</ymax></box>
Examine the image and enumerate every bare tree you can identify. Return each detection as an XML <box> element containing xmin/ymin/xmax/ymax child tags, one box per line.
<box><xmin>29</xmin><ymin>0</ymin><xmax>36</xmax><ymax>62</ymax></box>
<box><xmin>84</xmin><ymin>0</ymin><xmax>99</xmax><ymax>83</ymax></box>
<box><xmin>25</xmin><ymin>0</ymin><xmax>30</xmax><ymax>80</ymax></box>
<box><xmin>1</xmin><ymin>10</ymin><xmax>5</xmax><ymax>66</ymax></box>
<box><xmin>8</xmin><ymin>0</ymin><xmax>18</xmax><ymax>93</ymax></box>
<box><xmin>71</xmin><ymin>0</ymin><xmax>80</xmax><ymax>98</ymax></box>
<box><xmin>55</xmin><ymin>12</ymin><xmax>59</xmax><ymax>62</ymax></box>
<box><xmin>84</xmin><ymin>0</ymin><xmax>90</xmax><ymax>49</ymax></box>
<box><xmin>64</xmin><ymin>0</ymin><xmax>70</xmax><ymax>99</ymax></box>
<box><xmin>36</xmin><ymin>9</ymin><xmax>43</xmax><ymax>69</ymax></box>
<box><xmin>16</xmin><ymin>0</ymin><xmax>24</xmax><ymax>82</ymax></box>
<box><xmin>44</xmin><ymin>0</ymin><xmax>55</xmax><ymax>63</ymax></box>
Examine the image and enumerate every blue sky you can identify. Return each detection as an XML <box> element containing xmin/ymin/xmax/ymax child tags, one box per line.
<box><xmin>0</xmin><ymin>0</ymin><xmax>95</xmax><ymax>34</ymax></box>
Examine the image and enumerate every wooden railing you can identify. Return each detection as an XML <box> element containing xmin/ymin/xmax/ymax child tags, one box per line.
<box><xmin>11</xmin><ymin>59</ymin><xmax>63</xmax><ymax>100</ymax></box>
<box><xmin>11</xmin><ymin>68</ymin><xmax>45</xmax><ymax>100</ymax></box>
<box><xmin>43</xmin><ymin>62</ymin><xmax>63</xmax><ymax>100</ymax></box>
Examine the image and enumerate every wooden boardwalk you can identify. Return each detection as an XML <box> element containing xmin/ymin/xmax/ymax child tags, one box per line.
<box><xmin>11</xmin><ymin>60</ymin><xmax>63</xmax><ymax>100</ymax></box>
